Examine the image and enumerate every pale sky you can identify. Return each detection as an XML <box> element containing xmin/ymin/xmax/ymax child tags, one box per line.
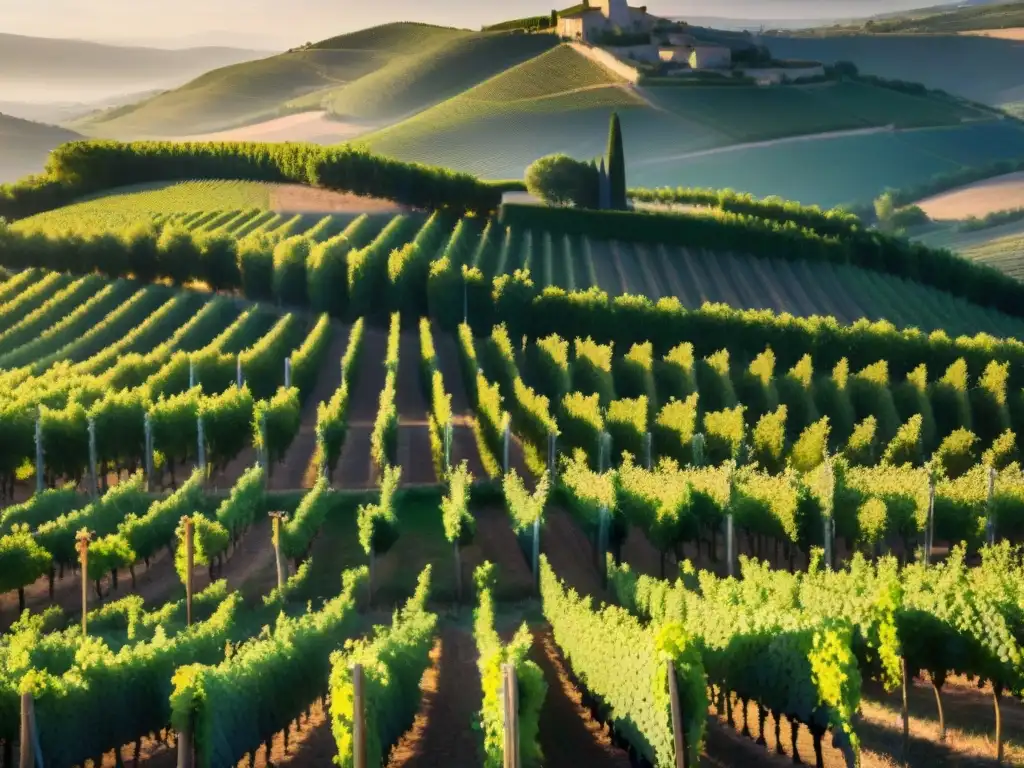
<box><xmin>0</xmin><ymin>0</ymin><xmax>951</xmax><ymax>49</ymax></box>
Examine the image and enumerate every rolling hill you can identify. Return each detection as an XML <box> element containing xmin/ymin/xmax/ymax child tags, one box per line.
<box><xmin>0</xmin><ymin>33</ymin><xmax>271</xmax><ymax>102</ymax></box>
<box><xmin>76</xmin><ymin>23</ymin><xmax>556</xmax><ymax>138</ymax></box>
<box><xmin>0</xmin><ymin>113</ymin><xmax>81</xmax><ymax>183</ymax></box>
<box><xmin>362</xmin><ymin>42</ymin><xmax>1010</xmax><ymax>197</ymax></box>
<box><xmin>765</xmin><ymin>34</ymin><xmax>1024</xmax><ymax>110</ymax></box>
<box><xmin>809</xmin><ymin>0</ymin><xmax>1024</xmax><ymax>34</ymax></box>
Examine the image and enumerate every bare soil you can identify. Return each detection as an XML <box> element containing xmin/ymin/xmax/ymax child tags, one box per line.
<box><xmin>540</xmin><ymin>506</ymin><xmax>610</xmax><ymax>604</ymax></box>
<box><xmin>917</xmin><ymin>171</ymin><xmax>1024</xmax><ymax>220</ymax></box>
<box><xmin>271</xmin><ymin>184</ymin><xmax>409</xmax><ymax>216</ymax></box>
<box><xmin>176</xmin><ymin>111</ymin><xmax>372</xmax><ymax>145</ymax></box>
<box><xmin>396</xmin><ymin>331</ymin><xmax>436</xmax><ymax>487</ymax></box>
<box><xmin>386</xmin><ymin>628</ymin><xmax>483</xmax><ymax>768</ymax></box>
<box><xmin>468</xmin><ymin>505</ymin><xmax>535</xmax><ymax>601</ymax></box>
<box><xmin>531</xmin><ymin>628</ymin><xmax>632</xmax><ymax>768</ymax></box>
<box><xmin>960</xmin><ymin>28</ymin><xmax>1024</xmax><ymax>41</ymax></box>
<box><xmin>274</xmin><ymin>321</ymin><xmax>350</xmax><ymax>491</ymax></box>
<box><xmin>336</xmin><ymin>326</ymin><xmax>387</xmax><ymax>489</ymax></box>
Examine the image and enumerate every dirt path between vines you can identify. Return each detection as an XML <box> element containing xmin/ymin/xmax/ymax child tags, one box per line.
<box><xmin>337</xmin><ymin>326</ymin><xmax>387</xmax><ymax>489</ymax></box>
<box><xmin>396</xmin><ymin>330</ymin><xmax>436</xmax><ymax>486</ymax></box>
<box><xmin>277</xmin><ymin>321</ymin><xmax>349</xmax><ymax>490</ymax></box>
<box><xmin>387</xmin><ymin>627</ymin><xmax>483</xmax><ymax>768</ymax></box>
<box><xmin>433</xmin><ymin>328</ymin><xmax>486</xmax><ymax>479</ymax></box>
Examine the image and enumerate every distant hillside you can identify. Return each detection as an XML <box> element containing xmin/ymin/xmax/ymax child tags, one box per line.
<box><xmin>77</xmin><ymin>23</ymin><xmax>551</xmax><ymax>137</ymax></box>
<box><xmin>363</xmin><ymin>43</ymin><xmax>998</xmax><ymax>188</ymax></box>
<box><xmin>309</xmin><ymin>32</ymin><xmax>559</xmax><ymax>121</ymax></box>
<box><xmin>801</xmin><ymin>0</ymin><xmax>1024</xmax><ymax>33</ymax></box>
<box><xmin>0</xmin><ymin>33</ymin><xmax>270</xmax><ymax>91</ymax></box>
<box><xmin>765</xmin><ymin>34</ymin><xmax>1024</xmax><ymax>110</ymax></box>
<box><xmin>0</xmin><ymin>114</ymin><xmax>80</xmax><ymax>183</ymax></box>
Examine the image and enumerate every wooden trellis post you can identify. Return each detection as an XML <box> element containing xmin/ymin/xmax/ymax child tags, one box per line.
<box><xmin>352</xmin><ymin>664</ymin><xmax>366</xmax><ymax>768</ymax></box>
<box><xmin>19</xmin><ymin>693</ymin><xmax>38</xmax><ymax>768</ymax></box>
<box><xmin>184</xmin><ymin>517</ymin><xmax>195</xmax><ymax>627</ymax></box>
<box><xmin>667</xmin><ymin>660</ymin><xmax>688</xmax><ymax>768</ymax></box>
<box><xmin>176</xmin><ymin>712</ymin><xmax>194</xmax><ymax>768</ymax></box>
<box><xmin>270</xmin><ymin>511</ymin><xmax>287</xmax><ymax>592</ymax></box>
<box><xmin>76</xmin><ymin>530</ymin><xmax>92</xmax><ymax>635</ymax></box>
<box><xmin>502</xmin><ymin>664</ymin><xmax>520</xmax><ymax>768</ymax></box>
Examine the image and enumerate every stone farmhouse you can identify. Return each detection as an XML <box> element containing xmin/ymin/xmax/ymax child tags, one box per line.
<box><xmin>557</xmin><ymin>0</ymin><xmax>657</xmax><ymax>41</ymax></box>
<box><xmin>558</xmin><ymin>0</ymin><xmax>733</xmax><ymax>71</ymax></box>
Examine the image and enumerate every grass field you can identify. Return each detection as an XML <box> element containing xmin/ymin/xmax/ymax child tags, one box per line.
<box><xmin>766</xmin><ymin>34</ymin><xmax>1024</xmax><ymax>111</ymax></box>
<box><xmin>310</xmin><ymin>32</ymin><xmax>559</xmax><ymax>121</ymax></box>
<box><xmin>633</xmin><ymin>120</ymin><xmax>1024</xmax><ymax>208</ymax></box>
<box><xmin>914</xmin><ymin>218</ymin><xmax>1024</xmax><ymax>280</ymax></box>
<box><xmin>0</xmin><ymin>113</ymin><xmax>81</xmax><ymax>184</ymax></box>
<box><xmin>12</xmin><ymin>181</ymin><xmax>274</xmax><ymax>232</ymax></box>
<box><xmin>810</xmin><ymin>0</ymin><xmax>1024</xmax><ymax>34</ymax></box>
<box><xmin>75</xmin><ymin>23</ymin><xmax>470</xmax><ymax>138</ymax></box>
<box><xmin>364</xmin><ymin>43</ymin><xmax>1010</xmax><ymax>190</ymax></box>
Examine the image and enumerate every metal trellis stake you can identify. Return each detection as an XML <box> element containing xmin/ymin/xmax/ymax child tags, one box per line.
<box><xmin>144</xmin><ymin>411</ymin><xmax>154</xmax><ymax>493</ymax></box>
<box><xmin>548</xmin><ymin>432</ymin><xmax>557</xmax><ymax>479</ymax></box>
<box><xmin>196</xmin><ymin>414</ymin><xmax>206</xmax><ymax>474</ymax></box>
<box><xmin>188</xmin><ymin>358</ymin><xmax>195</xmax><ymax>389</ymax></box>
<box><xmin>987</xmin><ymin>465</ymin><xmax>997</xmax><ymax>546</ymax></box>
<box><xmin>726</xmin><ymin>514</ymin><xmax>735</xmax><ymax>578</ymax></box>
<box><xmin>184</xmin><ymin>517</ymin><xmax>194</xmax><ymax>627</ymax></box>
<box><xmin>87</xmin><ymin>417</ymin><xmax>98</xmax><ymax>500</ymax></box>
<box><xmin>644</xmin><ymin>431</ymin><xmax>653</xmax><ymax>470</ymax></box>
<box><xmin>236</xmin><ymin>355</ymin><xmax>243</xmax><ymax>388</ymax></box>
<box><xmin>444</xmin><ymin>421</ymin><xmax>453</xmax><ymax>473</ymax></box>
<box><xmin>270</xmin><ymin>511</ymin><xmax>288</xmax><ymax>592</ymax></box>
<box><xmin>284</xmin><ymin>357</ymin><xmax>292</xmax><ymax>389</ymax></box>
<box><xmin>34</xmin><ymin>408</ymin><xmax>44</xmax><ymax>494</ymax></box>
<box><xmin>503</xmin><ymin>421</ymin><xmax>511</xmax><ymax>475</ymax></box>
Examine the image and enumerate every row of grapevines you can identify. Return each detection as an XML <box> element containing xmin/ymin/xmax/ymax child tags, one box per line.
<box><xmin>0</xmin><ymin>274</ymin><xmax>105</xmax><ymax>357</ymax></box>
<box><xmin>371</xmin><ymin>313</ymin><xmax>402</xmax><ymax>472</ymax></box>
<box><xmin>330</xmin><ymin>566</ymin><xmax>437</xmax><ymax>768</ymax></box>
<box><xmin>539</xmin><ymin>556</ymin><xmax>706</xmax><ymax>766</ymax></box>
<box><xmin>171</xmin><ymin>568</ymin><xmax>367</xmax><ymax>768</ymax></box>
<box><xmin>607</xmin><ymin>558</ymin><xmax>863</xmax><ymax>762</ymax></box>
<box><xmin>473</xmin><ymin>562</ymin><xmax>546</xmax><ymax>767</ymax></box>
<box><xmin>27</xmin><ymin>589</ymin><xmax>243</xmax><ymax>768</ymax></box>
<box><xmin>316</xmin><ymin>319</ymin><xmax>364</xmax><ymax>480</ymax></box>
<box><xmin>419</xmin><ymin>317</ymin><xmax>453</xmax><ymax>477</ymax></box>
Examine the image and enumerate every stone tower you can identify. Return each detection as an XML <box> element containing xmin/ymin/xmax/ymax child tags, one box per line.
<box><xmin>595</xmin><ymin>0</ymin><xmax>630</xmax><ymax>27</ymax></box>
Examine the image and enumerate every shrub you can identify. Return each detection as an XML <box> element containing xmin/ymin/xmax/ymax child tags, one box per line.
<box><xmin>934</xmin><ymin>428</ymin><xmax>979</xmax><ymax>479</ymax></box>
<box><xmin>752</xmin><ymin>405</ymin><xmax>788</xmax><ymax>474</ymax></box>
<box><xmin>848</xmin><ymin>361</ymin><xmax>900</xmax><ymax>444</ymax></box>
<box><xmin>704</xmin><ymin>406</ymin><xmax>745</xmax><ymax>465</ymax></box>
<box><xmin>272</xmin><ymin>236</ymin><xmax>311</xmax><ymax>307</ymax></box>
<box><xmin>614</xmin><ymin>341</ymin><xmax>656</xmax><ymax>408</ymax></box>
<box><xmin>814</xmin><ymin>359</ymin><xmax>855</xmax><ymax>447</ymax></box>
<box><xmin>735</xmin><ymin>347</ymin><xmax>779</xmax><ymax>428</ymax></box>
<box><xmin>776</xmin><ymin>354</ymin><xmax>817</xmax><ymax>442</ymax></box>
<box><xmin>573</xmin><ymin>337</ymin><xmax>615</xmax><ymax>407</ymax></box>
<box><xmin>532</xmin><ymin>333</ymin><xmax>571</xmax><ymax>403</ymax></box>
<box><xmin>656</xmin><ymin>342</ymin><xmax>696</xmax><ymax>402</ymax></box>
<box><xmin>971</xmin><ymin>360</ymin><xmax>1011</xmax><ymax>446</ymax></box>
<box><xmin>237</xmin><ymin>236</ymin><xmax>275</xmax><ymax>302</ymax></box>
<box><xmin>560</xmin><ymin>391</ymin><xmax>605</xmax><ymax>470</ymax></box>
<box><xmin>695</xmin><ymin>349</ymin><xmax>736</xmax><ymax>415</ymax></box>
<box><xmin>606</xmin><ymin>396</ymin><xmax>648</xmax><ymax>466</ymax></box>
<box><xmin>525</xmin><ymin>154</ymin><xmax>598</xmax><ymax>208</ymax></box>
<box><xmin>930</xmin><ymin>359</ymin><xmax>972</xmax><ymax>439</ymax></box>
<box><xmin>892</xmin><ymin>364</ymin><xmax>937</xmax><ymax>454</ymax></box>
<box><xmin>653</xmin><ymin>394</ymin><xmax>699</xmax><ymax>466</ymax></box>
<box><xmin>881</xmin><ymin>414</ymin><xmax>923</xmax><ymax>467</ymax></box>
<box><xmin>845</xmin><ymin>416</ymin><xmax>878</xmax><ymax>466</ymax></box>
<box><xmin>789</xmin><ymin>417</ymin><xmax>831</xmax><ymax>474</ymax></box>
<box><xmin>982</xmin><ymin>430</ymin><xmax>1017</xmax><ymax>470</ymax></box>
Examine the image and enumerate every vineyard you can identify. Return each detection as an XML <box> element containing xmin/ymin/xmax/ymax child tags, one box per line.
<box><xmin>11</xmin><ymin>197</ymin><xmax>1024</xmax><ymax>343</ymax></box>
<box><xmin>4</xmin><ymin>151</ymin><xmax>1024</xmax><ymax>768</ymax></box>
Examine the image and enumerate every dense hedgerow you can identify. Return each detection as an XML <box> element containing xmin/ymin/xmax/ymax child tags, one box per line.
<box><xmin>0</xmin><ymin>141</ymin><xmax>503</xmax><ymax>220</ymax></box>
<box><xmin>499</xmin><ymin>202</ymin><xmax>1024</xmax><ymax>323</ymax></box>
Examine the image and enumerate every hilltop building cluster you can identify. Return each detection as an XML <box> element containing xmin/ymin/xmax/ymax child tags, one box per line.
<box><xmin>553</xmin><ymin>0</ymin><xmax>824</xmax><ymax>82</ymax></box>
<box><xmin>556</xmin><ymin>0</ymin><xmax>732</xmax><ymax>70</ymax></box>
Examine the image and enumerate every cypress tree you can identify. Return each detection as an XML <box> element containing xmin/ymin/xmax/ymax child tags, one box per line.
<box><xmin>607</xmin><ymin>112</ymin><xmax>627</xmax><ymax>210</ymax></box>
